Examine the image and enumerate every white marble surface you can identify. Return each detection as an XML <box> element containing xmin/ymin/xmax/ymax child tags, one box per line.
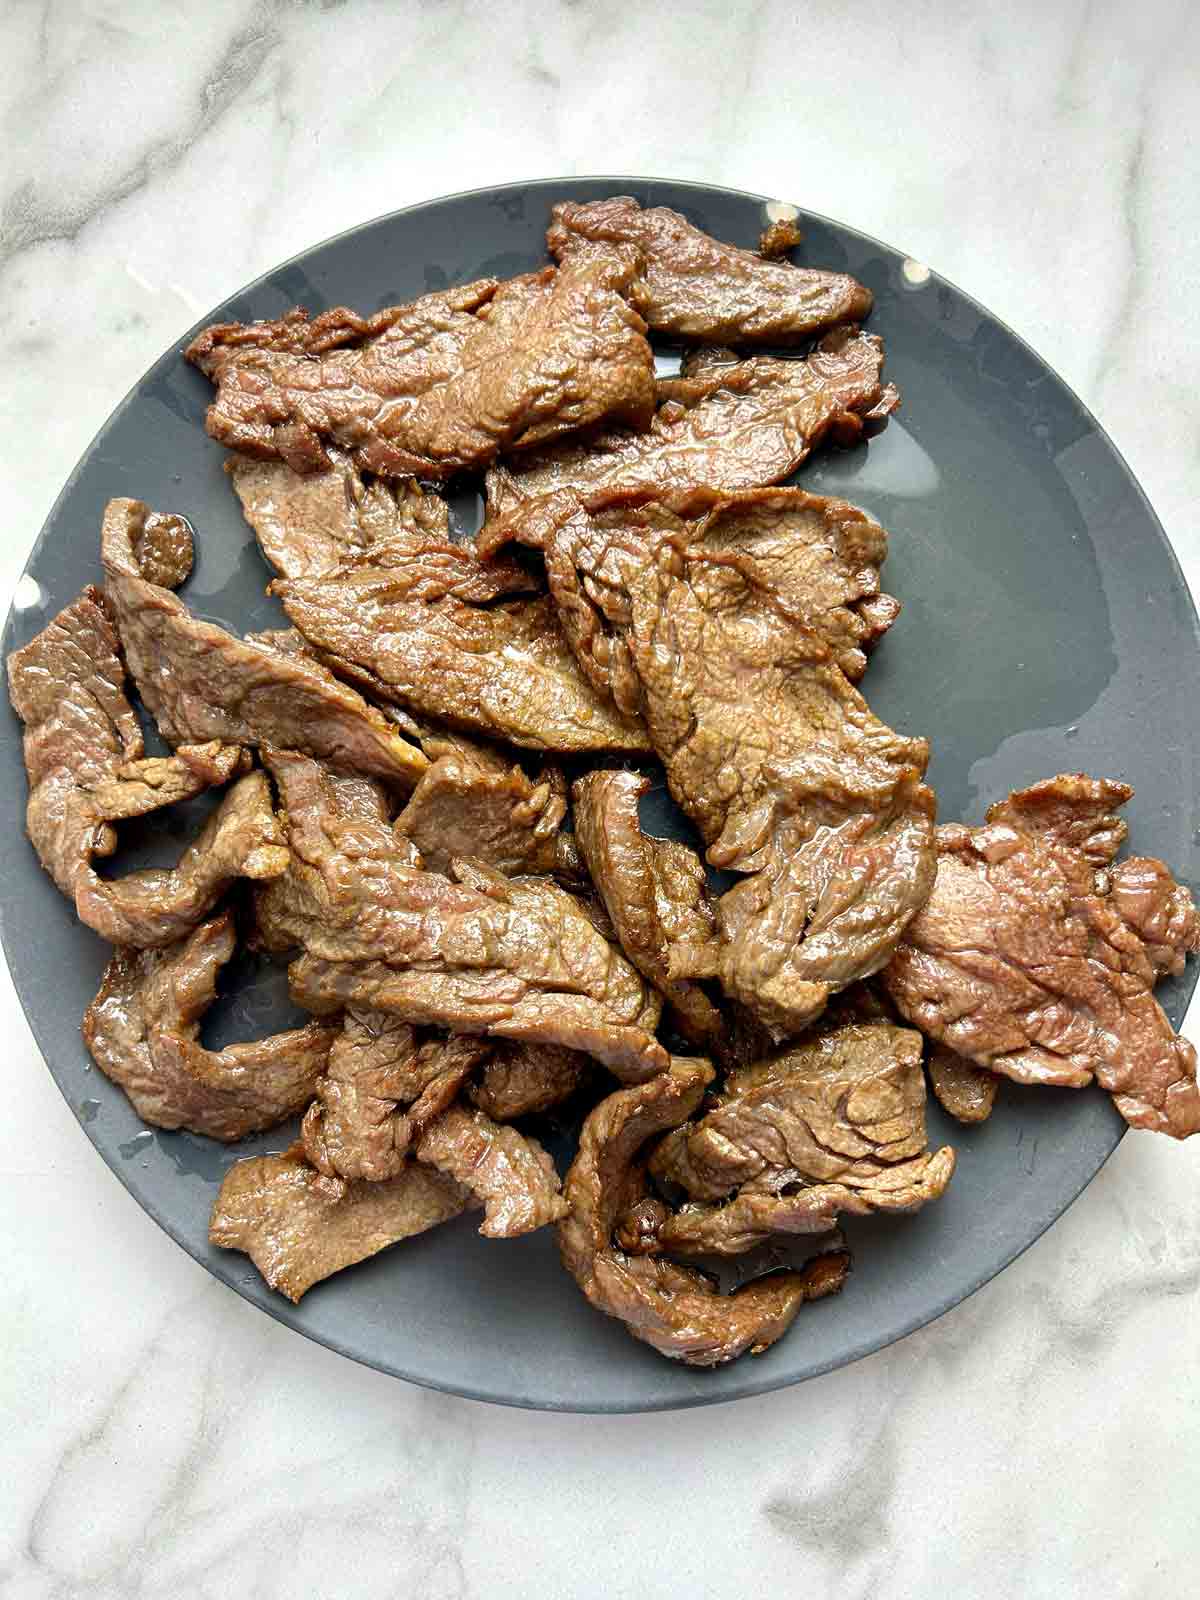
<box><xmin>2</xmin><ymin>2</ymin><xmax>1198</xmax><ymax>1594</ymax></box>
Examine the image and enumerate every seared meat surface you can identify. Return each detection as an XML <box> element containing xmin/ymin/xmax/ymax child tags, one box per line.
<box><xmin>259</xmin><ymin>751</ymin><xmax>665</xmax><ymax>1079</ymax></box>
<box><xmin>468</xmin><ymin>1040</ymin><xmax>588</xmax><ymax>1121</ymax></box>
<box><xmin>209</xmin><ymin>1142</ymin><xmax>470</xmax><ymax>1301</ymax></box>
<box><xmin>484</xmin><ymin>326</ymin><xmax>898</xmax><ymax>521</ymax></box>
<box><xmin>547</xmin><ymin>195</ymin><xmax>871</xmax><ymax>343</ymax></box>
<box><xmin>82</xmin><ymin>912</ymin><xmax>334</xmax><ymax>1138</ymax></box>
<box><xmin>558</xmin><ymin>1060</ymin><xmax>850</xmax><ymax>1364</ymax></box>
<box><xmin>572</xmin><ymin>769</ymin><xmax>721</xmax><ymax>1044</ymax></box>
<box><xmin>227</xmin><ymin>450</ymin><xmax>525</xmax><ymax>587</ymax></box>
<box><xmin>395</xmin><ymin>737</ymin><xmax>576</xmax><ymax>878</ymax></box>
<box><xmin>6</xmin><ymin>586</ymin><xmax>275</xmax><ymax>943</ymax></box>
<box><xmin>926</xmin><ymin>1044</ymin><xmax>998</xmax><ymax>1124</ymax></box>
<box><xmin>416</xmin><ymin>1104</ymin><xmax>568</xmax><ymax>1237</ymax></box>
<box><xmin>274</xmin><ymin>566</ymin><xmax>650</xmax><ymax>753</ymax></box>
<box><xmin>187</xmin><ymin>251</ymin><xmax>656</xmax><ymax>479</ymax></box>
<box><xmin>885</xmin><ymin>775</ymin><xmax>1200</xmax><ymax>1138</ymax></box>
<box><xmin>646</xmin><ymin>1020</ymin><xmax>954</xmax><ymax>1253</ymax></box>
<box><xmin>492</xmin><ymin>487</ymin><xmax>934</xmax><ymax>1035</ymax></box>
<box><xmin>300</xmin><ymin>1013</ymin><xmax>448</xmax><ymax>1182</ymax></box>
<box><xmin>101</xmin><ymin>498</ymin><xmax>429</xmax><ymax>789</ymax></box>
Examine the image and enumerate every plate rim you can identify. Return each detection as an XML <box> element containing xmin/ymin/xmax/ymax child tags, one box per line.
<box><xmin>3</xmin><ymin>174</ymin><xmax>1197</xmax><ymax>1413</ymax></box>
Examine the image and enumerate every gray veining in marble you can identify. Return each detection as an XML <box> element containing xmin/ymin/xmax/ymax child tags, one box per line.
<box><xmin>1</xmin><ymin>2</ymin><xmax>1197</xmax><ymax>1596</ymax></box>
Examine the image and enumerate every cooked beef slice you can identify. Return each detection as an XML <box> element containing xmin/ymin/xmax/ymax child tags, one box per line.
<box><xmin>416</xmin><ymin>1104</ymin><xmax>568</xmax><ymax>1236</ymax></box>
<box><xmin>186</xmin><ymin>251</ymin><xmax>656</xmax><ymax>480</ymax></box>
<box><xmin>239</xmin><ymin>622</ymin><xmax>417</xmax><ymax>725</ymax></box>
<box><xmin>646</xmin><ymin>1021</ymin><xmax>954</xmax><ymax>1253</ymax></box>
<box><xmin>298</xmin><ymin>1007</ymin><xmax>565</xmax><ymax>1233</ymax></box>
<box><xmin>884</xmin><ymin>774</ymin><xmax>1200</xmax><ymax>1139</ymax></box>
<box><xmin>273</xmin><ymin>568</ymin><xmax>650</xmax><ymax>754</ymax></box>
<box><xmin>302</xmin><ymin>1019</ymin><xmax>489</xmax><ymax>1182</ymax></box>
<box><xmin>259</xmin><ymin>751</ymin><xmax>665</xmax><ymax>1078</ymax></box>
<box><xmin>484</xmin><ymin>326</ymin><xmax>898</xmax><ymax>521</ymax></box>
<box><xmin>759</xmin><ymin>216</ymin><xmax>804</xmax><ymax>258</ymax></box>
<box><xmin>100</xmin><ymin>498</ymin><xmax>429</xmax><ymax>789</ymax></box>
<box><xmin>209</xmin><ymin>1142</ymin><xmax>470</xmax><ymax>1302</ymax></box>
<box><xmin>394</xmin><ymin>740</ymin><xmax>576</xmax><ymax>877</ymax></box>
<box><xmin>558</xmin><ymin>1059</ymin><xmax>849</xmax><ymax>1365</ymax></box>
<box><xmin>74</xmin><ymin>771</ymin><xmax>289</xmax><ymax>947</ymax></box>
<box><xmin>5</xmin><ymin>587</ymin><xmax>271</xmax><ymax>939</ymax></box>
<box><xmin>230</xmin><ymin>446</ymin><xmax>537</xmax><ymax>597</ymax></box>
<box><xmin>1103</xmin><ymin>855</ymin><xmax>1199</xmax><ymax>978</ymax></box>
<box><xmin>301</xmin><ymin>1011</ymin><xmax>421</xmax><ymax>1181</ymax></box>
<box><xmin>492</xmin><ymin>488</ymin><xmax>934</xmax><ymax>1035</ymax></box>
<box><xmin>82</xmin><ymin>911</ymin><xmax>334</xmax><ymax>1139</ymax></box>
<box><xmin>547</xmin><ymin>195</ymin><xmax>871</xmax><ymax>344</ymax></box>
<box><xmin>118</xmin><ymin>507</ymin><xmax>195</xmax><ymax>588</ymax></box>
<box><xmin>468</xmin><ymin>1040</ymin><xmax>588</xmax><ymax>1120</ymax></box>
<box><xmin>572</xmin><ymin>769</ymin><xmax>721</xmax><ymax>1044</ymax></box>
<box><xmin>926</xmin><ymin>1043</ymin><xmax>998</xmax><ymax>1124</ymax></box>
<box><xmin>254</xmin><ymin>750</ymin><xmax>424</xmax><ymax>958</ymax></box>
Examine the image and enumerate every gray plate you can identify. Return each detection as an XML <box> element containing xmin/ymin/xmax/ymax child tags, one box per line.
<box><xmin>3</xmin><ymin>178</ymin><xmax>1197</xmax><ymax>1413</ymax></box>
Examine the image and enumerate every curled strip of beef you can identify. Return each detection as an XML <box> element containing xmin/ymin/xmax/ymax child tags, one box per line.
<box><xmin>927</xmin><ymin>1043</ymin><xmax>998</xmax><ymax>1124</ymax></box>
<box><xmin>558</xmin><ymin>1059</ymin><xmax>850</xmax><ymax>1365</ymax></box>
<box><xmin>395</xmin><ymin>738</ymin><xmax>577</xmax><ymax>878</ymax></box>
<box><xmin>547</xmin><ymin>195</ymin><xmax>871</xmax><ymax>344</ymax></box>
<box><xmin>186</xmin><ymin>251</ymin><xmax>656</xmax><ymax>479</ymax></box>
<box><xmin>259</xmin><ymin>751</ymin><xmax>666</xmax><ymax>1079</ymax></box>
<box><xmin>416</xmin><ymin>1105</ymin><xmax>568</xmax><ymax>1237</ymax></box>
<box><xmin>884</xmin><ymin>775</ymin><xmax>1200</xmax><ymax>1139</ymax></box>
<box><xmin>100</xmin><ymin>498</ymin><xmax>429</xmax><ymax>789</ymax></box>
<box><xmin>646</xmin><ymin>1021</ymin><xmax>954</xmax><ymax>1253</ymax></box>
<box><xmin>492</xmin><ymin>487</ymin><xmax>934</xmax><ymax>1035</ymax></box>
<box><xmin>572</xmin><ymin>769</ymin><xmax>721</xmax><ymax>1044</ymax></box>
<box><xmin>75</xmin><ymin>770</ymin><xmax>289</xmax><ymax>948</ymax></box>
<box><xmin>298</xmin><ymin>1007</ymin><xmax>568</xmax><ymax>1233</ymax></box>
<box><xmin>82</xmin><ymin>911</ymin><xmax>335</xmax><ymax>1139</ymax></box>
<box><xmin>209</xmin><ymin>1142</ymin><xmax>470</xmax><ymax>1302</ymax></box>
<box><xmin>302</xmin><ymin>1019</ymin><xmax>490</xmax><ymax>1182</ymax></box>
<box><xmin>273</xmin><ymin>569</ymin><xmax>650</xmax><ymax>754</ymax></box>
<box><xmin>6</xmin><ymin>587</ymin><xmax>290</xmax><ymax>945</ymax></box>
<box><xmin>469</xmin><ymin>1040</ymin><xmax>588</xmax><ymax>1121</ymax></box>
<box><xmin>484</xmin><ymin>326</ymin><xmax>898</xmax><ymax>523</ymax></box>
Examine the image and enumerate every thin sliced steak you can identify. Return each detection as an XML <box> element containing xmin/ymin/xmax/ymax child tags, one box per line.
<box><xmin>646</xmin><ymin>1021</ymin><xmax>954</xmax><ymax>1255</ymax></box>
<box><xmin>885</xmin><ymin>774</ymin><xmax>1200</xmax><ymax>1139</ymax></box>
<box><xmin>229</xmin><ymin>447</ymin><xmax>535</xmax><ymax>596</ymax></box>
<box><xmin>74</xmin><ymin>770</ymin><xmax>289</xmax><ymax>948</ymax></box>
<box><xmin>273</xmin><ymin>569</ymin><xmax>651</xmax><ymax>754</ymax></box>
<box><xmin>259</xmin><ymin>751</ymin><xmax>665</xmax><ymax>1079</ymax></box>
<box><xmin>186</xmin><ymin>251</ymin><xmax>656</xmax><ymax>479</ymax></box>
<box><xmin>558</xmin><ymin>1059</ymin><xmax>849</xmax><ymax>1365</ymax></box>
<box><xmin>490</xmin><ymin>487</ymin><xmax>934</xmax><ymax>1036</ymax></box>
<box><xmin>5</xmin><ymin>587</ymin><xmax>271</xmax><ymax>942</ymax></box>
<box><xmin>82</xmin><ymin>911</ymin><xmax>334</xmax><ymax>1139</ymax></box>
<box><xmin>547</xmin><ymin>195</ymin><xmax>871</xmax><ymax>343</ymax></box>
<box><xmin>483</xmin><ymin>326</ymin><xmax>898</xmax><ymax>522</ymax></box>
<box><xmin>302</xmin><ymin>1020</ymin><xmax>489</xmax><ymax>1183</ymax></box>
<box><xmin>394</xmin><ymin>738</ymin><xmax>577</xmax><ymax>877</ymax></box>
<box><xmin>572</xmin><ymin>769</ymin><xmax>721</xmax><ymax>1044</ymax></box>
<box><xmin>100</xmin><ymin>498</ymin><xmax>429</xmax><ymax>789</ymax></box>
<box><xmin>209</xmin><ymin>1142</ymin><xmax>470</xmax><ymax>1301</ymax></box>
<box><xmin>417</xmin><ymin>1105</ymin><xmax>568</xmax><ymax>1237</ymax></box>
<box><xmin>468</xmin><ymin>1040</ymin><xmax>588</xmax><ymax>1121</ymax></box>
